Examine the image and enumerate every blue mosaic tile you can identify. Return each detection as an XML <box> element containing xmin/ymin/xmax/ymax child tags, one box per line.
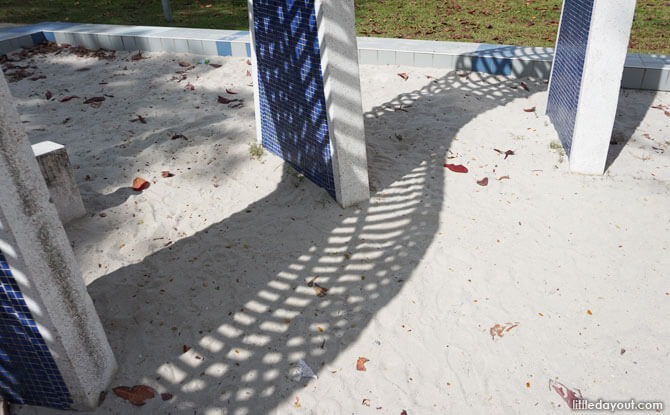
<box><xmin>253</xmin><ymin>0</ymin><xmax>336</xmax><ymax>198</ymax></box>
<box><xmin>546</xmin><ymin>0</ymin><xmax>594</xmax><ymax>154</ymax></box>
<box><xmin>0</xmin><ymin>251</ymin><xmax>72</xmax><ymax>409</ymax></box>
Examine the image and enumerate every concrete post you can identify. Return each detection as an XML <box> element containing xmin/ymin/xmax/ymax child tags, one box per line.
<box><xmin>547</xmin><ymin>0</ymin><xmax>637</xmax><ymax>174</ymax></box>
<box><xmin>32</xmin><ymin>141</ymin><xmax>87</xmax><ymax>224</ymax></box>
<box><xmin>248</xmin><ymin>0</ymin><xmax>370</xmax><ymax>207</ymax></box>
<box><xmin>161</xmin><ymin>0</ymin><xmax>173</xmax><ymax>22</ymax></box>
<box><xmin>0</xmin><ymin>72</ymin><xmax>116</xmax><ymax>410</ymax></box>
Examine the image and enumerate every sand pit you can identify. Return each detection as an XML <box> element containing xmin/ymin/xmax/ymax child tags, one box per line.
<box><xmin>3</xmin><ymin>46</ymin><xmax>669</xmax><ymax>414</ymax></box>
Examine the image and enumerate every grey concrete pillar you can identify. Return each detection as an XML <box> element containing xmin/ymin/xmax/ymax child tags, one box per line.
<box><xmin>0</xmin><ymin>72</ymin><xmax>116</xmax><ymax>410</ymax></box>
<box><xmin>547</xmin><ymin>0</ymin><xmax>637</xmax><ymax>174</ymax></box>
<box><xmin>32</xmin><ymin>141</ymin><xmax>87</xmax><ymax>224</ymax></box>
<box><xmin>248</xmin><ymin>0</ymin><xmax>370</xmax><ymax>207</ymax></box>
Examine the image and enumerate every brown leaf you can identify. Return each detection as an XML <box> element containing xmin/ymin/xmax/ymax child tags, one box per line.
<box><xmin>246</xmin><ymin>70</ymin><xmax>252</xmax><ymax>77</ymax></box>
<box><xmin>523</xmin><ymin>106</ymin><xmax>536</xmax><ymax>112</ymax></box>
<box><xmin>356</xmin><ymin>357</ymin><xmax>369</xmax><ymax>371</ymax></box>
<box><xmin>225</xmin><ymin>88</ymin><xmax>237</xmax><ymax>95</ymax></box>
<box><xmin>84</xmin><ymin>96</ymin><xmax>105</xmax><ymax>104</ymax></box>
<box><xmin>161</xmin><ymin>393</ymin><xmax>173</xmax><ymax>401</ymax></box>
<box><xmin>477</xmin><ymin>177</ymin><xmax>488</xmax><ymax>186</ymax></box>
<box><xmin>45</xmin><ymin>90</ymin><xmax>53</xmax><ymax>100</ymax></box>
<box><xmin>246</xmin><ymin>59</ymin><xmax>251</xmax><ymax>65</ymax></box>
<box><xmin>504</xmin><ymin>150</ymin><xmax>515</xmax><ymax>159</ymax></box>
<box><xmin>398</xmin><ymin>73</ymin><xmax>408</xmax><ymax>81</ymax></box>
<box><xmin>171</xmin><ymin>134</ymin><xmax>188</xmax><ymax>140</ymax></box>
<box><xmin>209</xmin><ymin>63</ymin><xmax>222</xmax><ymax>68</ymax></box>
<box><xmin>29</xmin><ymin>75</ymin><xmax>46</xmax><ymax>81</ymax></box>
<box><xmin>132</xmin><ymin>177</ymin><xmax>150</xmax><ymax>191</ymax></box>
<box><xmin>130</xmin><ymin>115</ymin><xmax>146</xmax><ymax>123</ymax></box>
<box><xmin>520</xmin><ymin>82</ymin><xmax>529</xmax><ymax>91</ymax></box>
<box><xmin>307</xmin><ymin>276</ymin><xmax>318</xmax><ymax>287</ymax></box>
<box><xmin>113</xmin><ymin>385</ymin><xmax>155</xmax><ymax>406</ymax></box>
<box><xmin>490</xmin><ymin>322</ymin><xmax>519</xmax><ymax>339</ymax></box>
<box><xmin>59</xmin><ymin>95</ymin><xmax>79</xmax><ymax>102</ymax></box>
<box><xmin>314</xmin><ymin>284</ymin><xmax>328</xmax><ymax>297</ymax></box>
<box><xmin>131</xmin><ymin>51</ymin><xmax>143</xmax><ymax>61</ymax></box>
<box><xmin>161</xmin><ymin>170</ymin><xmax>174</xmax><ymax>178</ymax></box>
<box><xmin>183</xmin><ymin>345</ymin><xmax>191</xmax><ymax>353</ymax></box>
<box><xmin>178</xmin><ymin>61</ymin><xmax>191</xmax><ymax>67</ymax></box>
<box><xmin>497</xmin><ymin>175</ymin><xmax>510</xmax><ymax>181</ymax></box>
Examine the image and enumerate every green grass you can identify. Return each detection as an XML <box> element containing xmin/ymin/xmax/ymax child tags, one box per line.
<box><xmin>1</xmin><ymin>0</ymin><xmax>668</xmax><ymax>54</ymax></box>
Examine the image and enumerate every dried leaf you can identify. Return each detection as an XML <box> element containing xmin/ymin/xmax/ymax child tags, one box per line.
<box><xmin>550</xmin><ymin>380</ymin><xmax>583</xmax><ymax>409</ymax></box>
<box><xmin>183</xmin><ymin>345</ymin><xmax>191</xmax><ymax>353</ymax></box>
<box><xmin>490</xmin><ymin>322</ymin><xmax>519</xmax><ymax>339</ymax></box>
<box><xmin>130</xmin><ymin>115</ymin><xmax>146</xmax><ymax>124</ymax></box>
<box><xmin>132</xmin><ymin>177</ymin><xmax>150</xmax><ymax>191</ymax></box>
<box><xmin>217</xmin><ymin>95</ymin><xmax>234</xmax><ymax>104</ymax></box>
<box><xmin>444</xmin><ymin>164</ymin><xmax>468</xmax><ymax>173</ymax></box>
<box><xmin>59</xmin><ymin>95</ymin><xmax>79</xmax><ymax>102</ymax></box>
<box><xmin>84</xmin><ymin>96</ymin><xmax>105</xmax><ymax>104</ymax></box>
<box><xmin>29</xmin><ymin>75</ymin><xmax>46</xmax><ymax>81</ymax></box>
<box><xmin>178</xmin><ymin>61</ymin><xmax>191</xmax><ymax>67</ymax></box>
<box><xmin>246</xmin><ymin>59</ymin><xmax>251</xmax><ymax>65</ymax></box>
<box><xmin>356</xmin><ymin>357</ymin><xmax>369</xmax><ymax>371</ymax></box>
<box><xmin>362</xmin><ymin>398</ymin><xmax>371</xmax><ymax>407</ymax></box>
<box><xmin>477</xmin><ymin>177</ymin><xmax>488</xmax><ymax>186</ymax></box>
<box><xmin>524</xmin><ymin>106</ymin><xmax>536</xmax><ymax>113</ymax></box>
<box><xmin>225</xmin><ymin>88</ymin><xmax>237</xmax><ymax>95</ymax></box>
<box><xmin>131</xmin><ymin>51</ymin><xmax>143</xmax><ymax>61</ymax></box>
<box><xmin>161</xmin><ymin>171</ymin><xmax>174</xmax><ymax>178</ymax></box>
<box><xmin>171</xmin><ymin>134</ymin><xmax>188</xmax><ymax>140</ymax></box>
<box><xmin>520</xmin><ymin>82</ymin><xmax>529</xmax><ymax>91</ymax></box>
<box><xmin>307</xmin><ymin>276</ymin><xmax>318</xmax><ymax>287</ymax></box>
<box><xmin>45</xmin><ymin>90</ymin><xmax>52</xmax><ymax>100</ymax></box>
<box><xmin>504</xmin><ymin>150</ymin><xmax>515</xmax><ymax>159</ymax></box>
<box><xmin>497</xmin><ymin>175</ymin><xmax>510</xmax><ymax>181</ymax></box>
<box><xmin>293</xmin><ymin>397</ymin><xmax>301</xmax><ymax>408</ymax></box>
<box><xmin>314</xmin><ymin>284</ymin><xmax>328</xmax><ymax>297</ymax></box>
<box><xmin>161</xmin><ymin>393</ymin><xmax>173</xmax><ymax>401</ymax></box>
<box><xmin>113</xmin><ymin>385</ymin><xmax>155</xmax><ymax>406</ymax></box>
<box><xmin>246</xmin><ymin>70</ymin><xmax>251</xmax><ymax>77</ymax></box>
<box><xmin>209</xmin><ymin>63</ymin><xmax>222</xmax><ymax>68</ymax></box>
<box><xmin>398</xmin><ymin>73</ymin><xmax>408</xmax><ymax>81</ymax></box>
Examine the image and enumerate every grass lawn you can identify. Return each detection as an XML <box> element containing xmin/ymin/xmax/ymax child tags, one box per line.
<box><xmin>1</xmin><ymin>0</ymin><xmax>668</xmax><ymax>54</ymax></box>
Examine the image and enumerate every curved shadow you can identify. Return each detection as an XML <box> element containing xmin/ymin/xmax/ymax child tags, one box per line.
<box><xmin>71</xmin><ymin>69</ymin><xmax>533</xmax><ymax>414</ymax></box>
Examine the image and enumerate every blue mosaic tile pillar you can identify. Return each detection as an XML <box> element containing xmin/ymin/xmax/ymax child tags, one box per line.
<box><xmin>546</xmin><ymin>0</ymin><xmax>594</xmax><ymax>154</ymax></box>
<box><xmin>546</xmin><ymin>0</ymin><xmax>636</xmax><ymax>174</ymax></box>
<box><xmin>0</xmin><ymin>251</ymin><xmax>73</xmax><ymax>409</ymax></box>
<box><xmin>251</xmin><ymin>0</ymin><xmax>336</xmax><ymax>197</ymax></box>
<box><xmin>249</xmin><ymin>0</ymin><xmax>370</xmax><ymax>207</ymax></box>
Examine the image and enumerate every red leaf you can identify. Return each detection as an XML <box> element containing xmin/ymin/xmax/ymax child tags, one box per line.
<box><xmin>161</xmin><ymin>171</ymin><xmax>174</xmax><ymax>178</ymax></box>
<box><xmin>401</xmin><ymin>411</ymin><xmax>408</xmax><ymax>415</ymax></box>
<box><xmin>444</xmin><ymin>164</ymin><xmax>468</xmax><ymax>173</ymax></box>
<box><xmin>84</xmin><ymin>96</ymin><xmax>105</xmax><ymax>104</ymax></box>
<box><xmin>398</xmin><ymin>73</ymin><xmax>409</xmax><ymax>81</ymax></box>
<box><xmin>59</xmin><ymin>95</ymin><xmax>79</xmax><ymax>102</ymax></box>
<box><xmin>113</xmin><ymin>385</ymin><xmax>155</xmax><ymax>406</ymax></box>
<box><xmin>477</xmin><ymin>177</ymin><xmax>488</xmax><ymax>186</ymax></box>
<box><xmin>356</xmin><ymin>357</ymin><xmax>369</xmax><ymax>371</ymax></box>
<box><xmin>132</xmin><ymin>177</ymin><xmax>150</xmax><ymax>191</ymax></box>
<box><xmin>504</xmin><ymin>150</ymin><xmax>515</xmax><ymax>159</ymax></box>
<box><xmin>45</xmin><ymin>90</ymin><xmax>53</xmax><ymax>100</ymax></box>
<box><xmin>523</xmin><ymin>106</ymin><xmax>536</xmax><ymax>112</ymax></box>
<box><xmin>550</xmin><ymin>380</ymin><xmax>583</xmax><ymax>409</ymax></box>
<box><xmin>226</xmin><ymin>88</ymin><xmax>237</xmax><ymax>95</ymax></box>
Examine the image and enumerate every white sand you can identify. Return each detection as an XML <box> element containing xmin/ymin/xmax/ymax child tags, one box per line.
<box><xmin>4</xmin><ymin>48</ymin><xmax>669</xmax><ymax>414</ymax></box>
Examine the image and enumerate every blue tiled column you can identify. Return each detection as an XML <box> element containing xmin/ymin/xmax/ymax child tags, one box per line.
<box><xmin>547</xmin><ymin>0</ymin><xmax>636</xmax><ymax>174</ymax></box>
<box><xmin>248</xmin><ymin>0</ymin><xmax>369</xmax><ymax>207</ymax></box>
<box><xmin>0</xmin><ymin>72</ymin><xmax>116</xmax><ymax>410</ymax></box>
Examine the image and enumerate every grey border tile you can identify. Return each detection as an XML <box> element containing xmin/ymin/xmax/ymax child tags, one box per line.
<box><xmin>230</xmin><ymin>42</ymin><xmax>246</xmax><ymax>57</ymax></box>
<box><xmin>187</xmin><ymin>39</ymin><xmax>204</xmax><ymax>55</ymax></box>
<box><xmin>358</xmin><ymin>49</ymin><xmax>377</xmax><ymax>65</ymax></box>
<box><xmin>433</xmin><ymin>54</ymin><xmax>455</xmax><ymax>69</ymax></box>
<box><xmin>378</xmin><ymin>50</ymin><xmax>395</xmax><ymax>65</ymax></box>
<box><xmin>641</xmin><ymin>68</ymin><xmax>664</xmax><ymax>90</ymax></box>
<box><xmin>202</xmin><ymin>40</ymin><xmax>217</xmax><ymax>56</ymax></box>
<box><xmin>414</xmin><ymin>52</ymin><xmax>433</xmax><ymax>67</ymax></box>
<box><xmin>621</xmin><ymin>67</ymin><xmax>644</xmax><ymax>89</ymax></box>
